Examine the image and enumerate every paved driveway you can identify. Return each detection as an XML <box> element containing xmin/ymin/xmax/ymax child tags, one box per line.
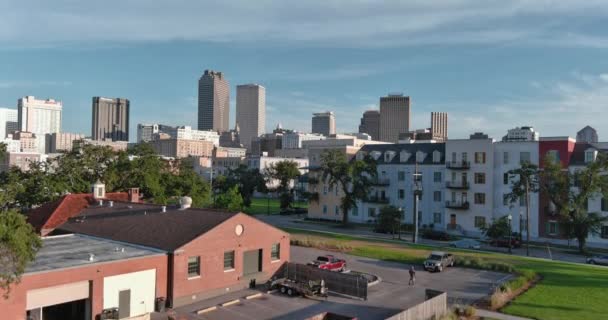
<box><xmin>172</xmin><ymin>246</ymin><xmax>508</xmax><ymax>320</ymax></box>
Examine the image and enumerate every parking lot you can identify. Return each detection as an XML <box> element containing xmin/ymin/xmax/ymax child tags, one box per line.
<box><xmin>172</xmin><ymin>246</ymin><xmax>510</xmax><ymax>320</ymax></box>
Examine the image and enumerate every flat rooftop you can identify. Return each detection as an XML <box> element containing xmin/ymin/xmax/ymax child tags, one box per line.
<box><xmin>26</xmin><ymin>234</ymin><xmax>164</xmax><ymax>274</ymax></box>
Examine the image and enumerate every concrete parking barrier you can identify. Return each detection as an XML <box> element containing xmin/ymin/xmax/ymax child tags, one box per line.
<box><xmin>221</xmin><ymin>299</ymin><xmax>241</xmax><ymax>307</ymax></box>
<box><xmin>245</xmin><ymin>293</ymin><xmax>263</xmax><ymax>300</ymax></box>
<box><xmin>196</xmin><ymin>306</ymin><xmax>217</xmax><ymax>314</ymax></box>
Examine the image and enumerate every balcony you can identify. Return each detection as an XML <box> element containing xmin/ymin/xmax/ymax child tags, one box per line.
<box><xmin>445</xmin><ymin>181</ymin><xmax>470</xmax><ymax>189</ymax></box>
<box><xmin>445</xmin><ymin>201</ymin><xmax>470</xmax><ymax>210</ymax></box>
<box><xmin>371</xmin><ymin>178</ymin><xmax>391</xmax><ymax>186</ymax></box>
<box><xmin>365</xmin><ymin>196</ymin><xmax>390</xmax><ymax>204</ymax></box>
<box><xmin>446</xmin><ymin>161</ymin><xmax>471</xmax><ymax>170</ymax></box>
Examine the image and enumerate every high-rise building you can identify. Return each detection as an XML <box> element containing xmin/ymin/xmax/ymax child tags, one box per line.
<box><xmin>17</xmin><ymin>96</ymin><xmax>62</xmax><ymax>135</ymax></box>
<box><xmin>236</xmin><ymin>84</ymin><xmax>265</xmax><ymax>149</ymax></box>
<box><xmin>430</xmin><ymin>112</ymin><xmax>448</xmax><ymax>141</ymax></box>
<box><xmin>312</xmin><ymin>112</ymin><xmax>336</xmax><ymax>136</ymax></box>
<box><xmin>502</xmin><ymin>126</ymin><xmax>539</xmax><ymax>142</ymax></box>
<box><xmin>0</xmin><ymin>108</ymin><xmax>18</xmax><ymax>138</ymax></box>
<box><xmin>576</xmin><ymin>125</ymin><xmax>598</xmax><ymax>143</ymax></box>
<box><xmin>379</xmin><ymin>94</ymin><xmax>410</xmax><ymax>143</ymax></box>
<box><xmin>198</xmin><ymin>70</ymin><xmax>229</xmax><ymax>132</ymax></box>
<box><xmin>91</xmin><ymin>97</ymin><xmax>130</xmax><ymax>142</ymax></box>
<box><xmin>358</xmin><ymin>110</ymin><xmax>380</xmax><ymax>141</ymax></box>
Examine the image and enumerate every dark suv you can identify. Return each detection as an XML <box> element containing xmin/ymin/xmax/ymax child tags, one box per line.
<box><xmin>490</xmin><ymin>236</ymin><xmax>521</xmax><ymax>248</ymax></box>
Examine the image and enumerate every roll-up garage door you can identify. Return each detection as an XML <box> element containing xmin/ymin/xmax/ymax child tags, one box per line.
<box><xmin>26</xmin><ymin>281</ymin><xmax>90</xmax><ymax>310</ymax></box>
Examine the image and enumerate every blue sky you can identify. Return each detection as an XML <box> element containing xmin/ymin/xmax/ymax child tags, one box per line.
<box><xmin>1</xmin><ymin>1</ymin><xmax>608</xmax><ymax>141</ymax></box>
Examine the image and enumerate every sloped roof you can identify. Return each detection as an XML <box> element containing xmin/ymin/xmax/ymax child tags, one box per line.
<box><xmin>27</xmin><ymin>192</ymin><xmax>129</xmax><ymax>235</ymax></box>
<box><xmin>569</xmin><ymin>142</ymin><xmax>608</xmax><ymax>166</ymax></box>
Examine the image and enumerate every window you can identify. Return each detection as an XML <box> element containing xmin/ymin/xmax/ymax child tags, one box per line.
<box><xmin>519</xmin><ymin>195</ymin><xmax>526</xmax><ymax>207</ymax></box>
<box><xmin>503</xmin><ymin>173</ymin><xmax>509</xmax><ymax>185</ymax></box>
<box><xmin>224</xmin><ymin>251</ymin><xmax>235</xmax><ymax>270</ymax></box>
<box><xmin>474</xmin><ymin>193</ymin><xmax>486</xmax><ymax>205</ymax></box>
<box><xmin>398</xmin><ymin>189</ymin><xmax>405</xmax><ymax>199</ymax></box>
<box><xmin>474</xmin><ymin>216</ymin><xmax>486</xmax><ymax>228</ymax></box>
<box><xmin>601</xmin><ymin>226</ymin><xmax>608</xmax><ymax>239</ymax></box>
<box><xmin>322</xmin><ymin>205</ymin><xmax>327</xmax><ymax>214</ymax></box>
<box><xmin>335</xmin><ymin>205</ymin><xmax>340</xmax><ymax>215</ymax></box>
<box><xmin>503</xmin><ymin>152</ymin><xmax>509</xmax><ymax>164</ymax></box>
<box><xmin>368</xmin><ymin>208</ymin><xmax>376</xmax><ymax>217</ymax></box>
<box><xmin>602</xmin><ymin>198</ymin><xmax>608</xmax><ymax>212</ymax></box>
<box><xmin>520</xmin><ymin>152</ymin><xmax>531</xmax><ymax>164</ymax></box>
<box><xmin>187</xmin><ymin>256</ymin><xmax>200</xmax><ymax>278</ymax></box>
<box><xmin>451</xmin><ymin>152</ymin><xmax>457</xmax><ymax>162</ymax></box>
<box><xmin>433</xmin><ymin>172</ymin><xmax>442</xmax><ymax>182</ymax></box>
<box><xmin>474</xmin><ymin>152</ymin><xmax>486</xmax><ymax>164</ymax></box>
<box><xmin>323</xmin><ymin>186</ymin><xmax>328</xmax><ymax>195</ymax></box>
<box><xmin>547</xmin><ymin>221</ymin><xmax>559</xmax><ymax>235</ymax></box>
<box><xmin>585</xmin><ymin>150</ymin><xmax>597</xmax><ymax>163</ymax></box>
<box><xmin>546</xmin><ymin>150</ymin><xmax>560</xmax><ymax>162</ymax></box>
<box><xmin>271</xmin><ymin>243</ymin><xmax>281</xmax><ymax>260</ymax></box>
<box><xmin>503</xmin><ymin>194</ymin><xmax>510</xmax><ymax>206</ymax></box>
<box><xmin>462</xmin><ymin>152</ymin><xmax>468</xmax><ymax>162</ymax></box>
<box><xmin>433</xmin><ymin>151</ymin><xmax>441</xmax><ymax>163</ymax></box>
<box><xmin>433</xmin><ymin>212</ymin><xmax>442</xmax><ymax>224</ymax></box>
<box><xmin>351</xmin><ymin>206</ymin><xmax>358</xmax><ymax>216</ymax></box>
<box><xmin>398</xmin><ymin>171</ymin><xmax>405</xmax><ymax>181</ymax></box>
<box><xmin>433</xmin><ymin>191</ymin><xmax>441</xmax><ymax>202</ymax></box>
<box><xmin>474</xmin><ymin>173</ymin><xmax>486</xmax><ymax>184</ymax></box>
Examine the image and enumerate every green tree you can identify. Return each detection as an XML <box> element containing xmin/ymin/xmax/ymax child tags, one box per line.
<box><xmin>0</xmin><ymin>209</ymin><xmax>42</xmax><ymax>298</ymax></box>
<box><xmin>265</xmin><ymin>160</ymin><xmax>301</xmax><ymax>210</ymax></box>
<box><xmin>167</xmin><ymin>158</ymin><xmax>212</xmax><ymax>208</ymax></box>
<box><xmin>215</xmin><ymin>185</ymin><xmax>244</xmax><ymax>212</ymax></box>
<box><xmin>376</xmin><ymin>205</ymin><xmax>402</xmax><ymax>238</ymax></box>
<box><xmin>505</xmin><ymin>161</ymin><xmax>540</xmax><ymax>256</ymax></box>
<box><xmin>227</xmin><ymin>165</ymin><xmax>267</xmax><ymax>207</ymax></box>
<box><xmin>540</xmin><ymin>154</ymin><xmax>608</xmax><ymax>253</ymax></box>
<box><xmin>480</xmin><ymin>215</ymin><xmax>512</xmax><ymax>240</ymax></box>
<box><xmin>318</xmin><ymin>150</ymin><xmax>377</xmax><ymax>225</ymax></box>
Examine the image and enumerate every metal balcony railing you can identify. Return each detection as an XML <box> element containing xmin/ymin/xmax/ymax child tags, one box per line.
<box><xmin>445</xmin><ymin>181</ymin><xmax>470</xmax><ymax>189</ymax></box>
<box><xmin>445</xmin><ymin>201</ymin><xmax>470</xmax><ymax>210</ymax></box>
<box><xmin>446</xmin><ymin>161</ymin><xmax>471</xmax><ymax>169</ymax></box>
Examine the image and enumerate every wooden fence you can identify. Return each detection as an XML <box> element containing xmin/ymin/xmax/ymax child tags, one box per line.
<box><xmin>385</xmin><ymin>290</ymin><xmax>447</xmax><ymax>320</ymax></box>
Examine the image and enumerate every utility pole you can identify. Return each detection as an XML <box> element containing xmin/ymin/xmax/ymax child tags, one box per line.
<box><xmin>412</xmin><ymin>164</ymin><xmax>422</xmax><ymax>244</ymax></box>
<box><xmin>525</xmin><ymin>180</ymin><xmax>530</xmax><ymax>256</ymax></box>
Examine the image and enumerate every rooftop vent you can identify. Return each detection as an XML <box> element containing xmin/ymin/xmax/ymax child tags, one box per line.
<box><xmin>88</xmin><ymin>254</ymin><xmax>95</xmax><ymax>262</ymax></box>
<box><xmin>108</xmin><ymin>201</ymin><xmax>114</xmax><ymax>207</ymax></box>
<box><xmin>161</xmin><ymin>206</ymin><xmax>167</xmax><ymax>213</ymax></box>
<box><xmin>98</xmin><ymin>200</ymin><xmax>104</xmax><ymax>206</ymax></box>
<box><xmin>179</xmin><ymin>196</ymin><xmax>193</xmax><ymax>210</ymax></box>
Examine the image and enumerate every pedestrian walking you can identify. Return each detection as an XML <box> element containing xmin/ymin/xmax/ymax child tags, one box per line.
<box><xmin>408</xmin><ymin>266</ymin><xmax>416</xmax><ymax>286</ymax></box>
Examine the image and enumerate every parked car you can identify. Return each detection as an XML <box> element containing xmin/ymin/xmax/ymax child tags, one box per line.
<box><xmin>421</xmin><ymin>229</ymin><xmax>452</xmax><ymax>241</ymax></box>
<box><xmin>586</xmin><ymin>255</ymin><xmax>608</xmax><ymax>266</ymax></box>
<box><xmin>308</xmin><ymin>255</ymin><xmax>347</xmax><ymax>272</ymax></box>
<box><xmin>450</xmin><ymin>239</ymin><xmax>481</xmax><ymax>249</ymax></box>
<box><xmin>423</xmin><ymin>251</ymin><xmax>454</xmax><ymax>272</ymax></box>
<box><xmin>490</xmin><ymin>236</ymin><xmax>521</xmax><ymax>248</ymax></box>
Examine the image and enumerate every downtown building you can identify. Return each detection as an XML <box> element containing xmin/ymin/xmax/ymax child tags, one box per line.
<box><xmin>0</xmin><ymin>107</ymin><xmax>18</xmax><ymax>138</ymax></box>
<box><xmin>17</xmin><ymin>96</ymin><xmax>62</xmax><ymax>153</ymax></box>
<box><xmin>236</xmin><ymin>84</ymin><xmax>265</xmax><ymax>150</ymax></box>
<box><xmin>311</xmin><ymin>112</ymin><xmax>336</xmax><ymax>136</ymax></box>
<box><xmin>358</xmin><ymin>110</ymin><xmax>380</xmax><ymax>141</ymax></box>
<box><xmin>379</xmin><ymin>94</ymin><xmax>410</xmax><ymax>143</ymax></box>
<box><xmin>198</xmin><ymin>70</ymin><xmax>229</xmax><ymax>132</ymax></box>
<box><xmin>91</xmin><ymin>97</ymin><xmax>130</xmax><ymax>142</ymax></box>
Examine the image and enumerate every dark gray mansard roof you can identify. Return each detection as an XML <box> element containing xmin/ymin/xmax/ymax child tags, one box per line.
<box><xmin>358</xmin><ymin>143</ymin><xmax>446</xmax><ymax>165</ymax></box>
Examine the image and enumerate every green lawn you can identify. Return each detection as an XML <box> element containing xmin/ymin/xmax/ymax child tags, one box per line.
<box><xmin>285</xmin><ymin>228</ymin><xmax>608</xmax><ymax>320</ymax></box>
<box><xmin>243</xmin><ymin>198</ymin><xmax>308</xmax><ymax>215</ymax></box>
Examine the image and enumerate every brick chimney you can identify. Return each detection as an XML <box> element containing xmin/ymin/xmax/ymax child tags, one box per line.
<box><xmin>128</xmin><ymin>188</ymin><xmax>140</xmax><ymax>203</ymax></box>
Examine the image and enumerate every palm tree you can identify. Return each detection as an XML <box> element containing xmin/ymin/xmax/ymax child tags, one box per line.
<box><xmin>506</xmin><ymin>161</ymin><xmax>540</xmax><ymax>256</ymax></box>
<box><xmin>318</xmin><ymin>150</ymin><xmax>377</xmax><ymax>225</ymax></box>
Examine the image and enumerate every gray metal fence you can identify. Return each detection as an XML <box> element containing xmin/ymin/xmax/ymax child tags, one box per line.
<box><xmin>273</xmin><ymin>262</ymin><xmax>368</xmax><ymax>300</ymax></box>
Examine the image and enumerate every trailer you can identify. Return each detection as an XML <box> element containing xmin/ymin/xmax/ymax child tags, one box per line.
<box><xmin>267</xmin><ymin>277</ymin><xmax>328</xmax><ymax>298</ymax></box>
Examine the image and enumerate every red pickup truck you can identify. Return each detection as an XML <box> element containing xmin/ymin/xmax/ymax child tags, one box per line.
<box><xmin>308</xmin><ymin>255</ymin><xmax>347</xmax><ymax>272</ymax></box>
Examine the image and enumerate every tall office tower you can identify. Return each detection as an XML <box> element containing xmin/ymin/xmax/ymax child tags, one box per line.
<box><xmin>198</xmin><ymin>70</ymin><xmax>230</xmax><ymax>132</ymax></box>
<box><xmin>576</xmin><ymin>125</ymin><xmax>598</xmax><ymax>143</ymax></box>
<box><xmin>0</xmin><ymin>108</ymin><xmax>18</xmax><ymax>138</ymax></box>
<box><xmin>17</xmin><ymin>96</ymin><xmax>62</xmax><ymax>135</ymax></box>
<box><xmin>311</xmin><ymin>111</ymin><xmax>336</xmax><ymax>136</ymax></box>
<box><xmin>430</xmin><ymin>112</ymin><xmax>448</xmax><ymax>141</ymax></box>
<box><xmin>236</xmin><ymin>84</ymin><xmax>266</xmax><ymax>149</ymax></box>
<box><xmin>91</xmin><ymin>97</ymin><xmax>130</xmax><ymax>141</ymax></box>
<box><xmin>358</xmin><ymin>110</ymin><xmax>380</xmax><ymax>141</ymax></box>
<box><xmin>379</xmin><ymin>94</ymin><xmax>410</xmax><ymax>143</ymax></box>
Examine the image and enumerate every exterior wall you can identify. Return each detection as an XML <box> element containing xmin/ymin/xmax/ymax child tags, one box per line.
<box><xmin>0</xmin><ymin>255</ymin><xmax>167</xmax><ymax>320</ymax></box>
<box><xmin>236</xmin><ymin>84</ymin><xmax>265</xmax><ymax>150</ymax></box>
<box><xmin>246</xmin><ymin>156</ymin><xmax>308</xmax><ymax>189</ymax></box>
<box><xmin>91</xmin><ymin>97</ymin><xmax>130</xmax><ymax>142</ymax></box>
<box><xmin>103</xmin><ymin>269</ymin><xmax>157</xmax><ymax>317</ymax></box>
<box><xmin>0</xmin><ymin>152</ymin><xmax>42</xmax><ymax>172</ymax></box>
<box><xmin>311</xmin><ymin>112</ymin><xmax>336</xmax><ymax>136</ymax></box>
<box><xmin>282</xmin><ymin>132</ymin><xmax>325</xmax><ymax>149</ymax></box>
<box><xmin>379</xmin><ymin>95</ymin><xmax>410</xmax><ymax>143</ymax></box>
<box><xmin>358</xmin><ymin>110</ymin><xmax>380</xmax><ymax>141</ymax></box>
<box><xmin>46</xmin><ymin>132</ymin><xmax>85</xmax><ymax>153</ymax></box>
<box><xmin>430</xmin><ymin>112</ymin><xmax>448</xmax><ymax>141</ymax></box>
<box><xmin>150</xmin><ymin>139</ymin><xmax>214</xmax><ymax>158</ymax></box>
<box><xmin>171</xmin><ymin>213</ymin><xmax>289</xmax><ymax>306</ymax></box>
<box><xmin>493</xmin><ymin>141</ymin><xmax>540</xmax><ymax>238</ymax></box>
<box><xmin>198</xmin><ymin>70</ymin><xmax>229</xmax><ymax>132</ymax></box>
<box><xmin>580</xmin><ymin>163</ymin><xmax>608</xmax><ymax>245</ymax></box>
<box><xmin>76</xmin><ymin>139</ymin><xmax>128</xmax><ymax>152</ymax></box>
<box><xmin>0</xmin><ymin>107</ymin><xmax>18</xmax><ymax>138</ymax></box>
<box><xmin>445</xmin><ymin>138</ymin><xmax>495</xmax><ymax>237</ymax></box>
<box><xmin>17</xmin><ymin>96</ymin><xmax>62</xmax><ymax>136</ymax></box>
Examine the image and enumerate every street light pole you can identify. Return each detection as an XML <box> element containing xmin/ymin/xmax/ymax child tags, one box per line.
<box><xmin>412</xmin><ymin>165</ymin><xmax>422</xmax><ymax>244</ymax></box>
<box><xmin>398</xmin><ymin>207</ymin><xmax>403</xmax><ymax>240</ymax></box>
<box><xmin>508</xmin><ymin>214</ymin><xmax>513</xmax><ymax>254</ymax></box>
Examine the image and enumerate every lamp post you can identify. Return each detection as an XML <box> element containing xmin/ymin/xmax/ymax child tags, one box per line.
<box><xmin>507</xmin><ymin>214</ymin><xmax>513</xmax><ymax>254</ymax></box>
<box><xmin>412</xmin><ymin>166</ymin><xmax>422</xmax><ymax>244</ymax></box>
<box><xmin>397</xmin><ymin>207</ymin><xmax>403</xmax><ymax>240</ymax></box>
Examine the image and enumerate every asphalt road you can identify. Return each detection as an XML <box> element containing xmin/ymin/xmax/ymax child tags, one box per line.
<box><xmin>172</xmin><ymin>246</ymin><xmax>509</xmax><ymax>320</ymax></box>
<box><xmin>258</xmin><ymin>214</ymin><xmax>589</xmax><ymax>265</ymax></box>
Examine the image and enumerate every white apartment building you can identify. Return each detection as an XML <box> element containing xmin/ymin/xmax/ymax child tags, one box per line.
<box><xmin>246</xmin><ymin>155</ymin><xmax>309</xmax><ymax>190</ymax></box>
<box><xmin>0</xmin><ymin>108</ymin><xmax>18</xmax><ymax>138</ymax></box>
<box><xmin>493</xmin><ymin>141</ymin><xmax>540</xmax><ymax>238</ymax></box>
<box><xmin>282</xmin><ymin>132</ymin><xmax>325</xmax><ymax>149</ymax></box>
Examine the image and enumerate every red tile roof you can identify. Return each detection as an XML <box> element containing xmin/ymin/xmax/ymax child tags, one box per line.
<box><xmin>27</xmin><ymin>192</ymin><xmax>129</xmax><ymax>235</ymax></box>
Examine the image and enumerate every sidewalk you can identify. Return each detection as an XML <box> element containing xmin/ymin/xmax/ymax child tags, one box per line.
<box><xmin>476</xmin><ymin>309</ymin><xmax>533</xmax><ymax>320</ymax></box>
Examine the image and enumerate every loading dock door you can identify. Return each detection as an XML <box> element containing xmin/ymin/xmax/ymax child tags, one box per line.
<box><xmin>243</xmin><ymin>249</ymin><xmax>262</xmax><ymax>276</ymax></box>
<box><xmin>118</xmin><ymin>290</ymin><xmax>131</xmax><ymax>319</ymax></box>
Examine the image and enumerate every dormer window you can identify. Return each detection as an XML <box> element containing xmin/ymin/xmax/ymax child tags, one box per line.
<box><xmin>384</xmin><ymin>151</ymin><xmax>396</xmax><ymax>163</ymax></box>
<box><xmin>432</xmin><ymin>151</ymin><xmax>441</xmax><ymax>163</ymax></box>
<box><xmin>92</xmin><ymin>181</ymin><xmax>106</xmax><ymax>199</ymax></box>
<box><xmin>416</xmin><ymin>151</ymin><xmax>426</xmax><ymax>163</ymax></box>
<box><xmin>400</xmin><ymin>150</ymin><xmax>411</xmax><ymax>163</ymax></box>
<box><xmin>585</xmin><ymin>149</ymin><xmax>598</xmax><ymax>163</ymax></box>
<box><xmin>356</xmin><ymin>151</ymin><xmax>365</xmax><ymax>161</ymax></box>
<box><xmin>370</xmin><ymin>151</ymin><xmax>382</xmax><ymax>160</ymax></box>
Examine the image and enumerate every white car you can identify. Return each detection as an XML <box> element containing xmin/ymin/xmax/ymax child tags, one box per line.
<box><xmin>449</xmin><ymin>239</ymin><xmax>481</xmax><ymax>250</ymax></box>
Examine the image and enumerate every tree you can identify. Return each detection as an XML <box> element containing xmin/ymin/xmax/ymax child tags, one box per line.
<box><xmin>0</xmin><ymin>209</ymin><xmax>42</xmax><ymax>298</ymax></box>
<box><xmin>505</xmin><ymin>161</ymin><xmax>540</xmax><ymax>256</ymax></box>
<box><xmin>376</xmin><ymin>205</ymin><xmax>402</xmax><ymax>237</ymax></box>
<box><xmin>318</xmin><ymin>150</ymin><xmax>377</xmax><ymax>225</ymax></box>
<box><xmin>265</xmin><ymin>160</ymin><xmax>301</xmax><ymax>210</ymax></box>
<box><xmin>226</xmin><ymin>165</ymin><xmax>267</xmax><ymax>207</ymax></box>
<box><xmin>540</xmin><ymin>154</ymin><xmax>608</xmax><ymax>253</ymax></box>
<box><xmin>480</xmin><ymin>215</ymin><xmax>512</xmax><ymax>240</ymax></box>
<box><xmin>215</xmin><ymin>185</ymin><xmax>244</xmax><ymax>212</ymax></box>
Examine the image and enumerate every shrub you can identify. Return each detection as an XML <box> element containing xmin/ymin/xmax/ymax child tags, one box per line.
<box><xmin>464</xmin><ymin>305</ymin><xmax>476</xmax><ymax>317</ymax></box>
<box><xmin>454</xmin><ymin>256</ymin><xmax>514</xmax><ymax>273</ymax></box>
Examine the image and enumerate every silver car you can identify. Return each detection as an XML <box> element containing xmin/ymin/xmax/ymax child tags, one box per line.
<box><xmin>586</xmin><ymin>255</ymin><xmax>608</xmax><ymax>266</ymax></box>
<box><xmin>450</xmin><ymin>239</ymin><xmax>481</xmax><ymax>250</ymax></box>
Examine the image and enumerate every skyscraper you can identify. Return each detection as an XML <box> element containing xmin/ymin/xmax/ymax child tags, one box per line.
<box><xmin>430</xmin><ymin>112</ymin><xmax>448</xmax><ymax>141</ymax></box>
<box><xmin>198</xmin><ymin>70</ymin><xmax>229</xmax><ymax>132</ymax></box>
<box><xmin>91</xmin><ymin>97</ymin><xmax>130</xmax><ymax>141</ymax></box>
<box><xmin>17</xmin><ymin>96</ymin><xmax>62</xmax><ymax>135</ymax></box>
<box><xmin>379</xmin><ymin>94</ymin><xmax>410</xmax><ymax>143</ymax></box>
<box><xmin>312</xmin><ymin>112</ymin><xmax>336</xmax><ymax>136</ymax></box>
<box><xmin>576</xmin><ymin>125</ymin><xmax>598</xmax><ymax>143</ymax></box>
<box><xmin>358</xmin><ymin>110</ymin><xmax>380</xmax><ymax>141</ymax></box>
<box><xmin>0</xmin><ymin>108</ymin><xmax>18</xmax><ymax>138</ymax></box>
<box><xmin>236</xmin><ymin>84</ymin><xmax>265</xmax><ymax>149</ymax></box>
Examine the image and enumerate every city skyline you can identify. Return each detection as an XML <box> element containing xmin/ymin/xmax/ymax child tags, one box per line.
<box><xmin>1</xmin><ymin>1</ymin><xmax>608</xmax><ymax>141</ymax></box>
